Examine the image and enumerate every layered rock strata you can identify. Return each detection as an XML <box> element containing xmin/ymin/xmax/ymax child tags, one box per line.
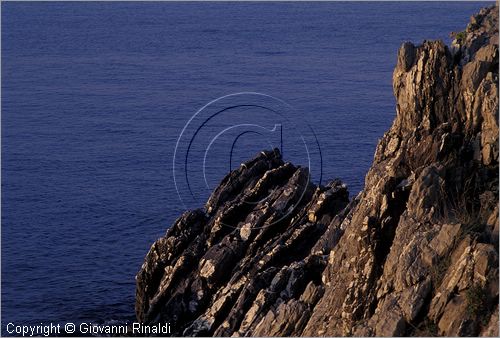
<box><xmin>136</xmin><ymin>6</ymin><xmax>499</xmax><ymax>336</ymax></box>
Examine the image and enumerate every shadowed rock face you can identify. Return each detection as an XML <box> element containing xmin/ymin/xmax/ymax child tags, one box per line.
<box><xmin>136</xmin><ymin>148</ymin><xmax>351</xmax><ymax>336</ymax></box>
<box><xmin>136</xmin><ymin>6</ymin><xmax>499</xmax><ymax>337</ymax></box>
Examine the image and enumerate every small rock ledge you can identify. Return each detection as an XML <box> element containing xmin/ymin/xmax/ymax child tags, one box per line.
<box><xmin>136</xmin><ymin>6</ymin><xmax>499</xmax><ymax>337</ymax></box>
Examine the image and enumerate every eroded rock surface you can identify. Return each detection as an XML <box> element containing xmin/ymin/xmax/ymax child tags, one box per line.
<box><xmin>136</xmin><ymin>6</ymin><xmax>499</xmax><ymax>336</ymax></box>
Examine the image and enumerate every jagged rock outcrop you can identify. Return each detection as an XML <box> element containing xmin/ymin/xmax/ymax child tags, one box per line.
<box><xmin>136</xmin><ymin>149</ymin><xmax>351</xmax><ymax>336</ymax></box>
<box><xmin>136</xmin><ymin>6</ymin><xmax>498</xmax><ymax>337</ymax></box>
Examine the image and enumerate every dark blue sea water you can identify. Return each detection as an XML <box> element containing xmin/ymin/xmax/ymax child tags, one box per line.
<box><xmin>1</xmin><ymin>1</ymin><xmax>492</xmax><ymax>332</ymax></box>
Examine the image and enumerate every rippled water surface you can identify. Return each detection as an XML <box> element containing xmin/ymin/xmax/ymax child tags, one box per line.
<box><xmin>1</xmin><ymin>1</ymin><xmax>491</xmax><ymax>330</ymax></box>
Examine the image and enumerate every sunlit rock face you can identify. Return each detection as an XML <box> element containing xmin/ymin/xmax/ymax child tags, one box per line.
<box><xmin>136</xmin><ymin>5</ymin><xmax>498</xmax><ymax>337</ymax></box>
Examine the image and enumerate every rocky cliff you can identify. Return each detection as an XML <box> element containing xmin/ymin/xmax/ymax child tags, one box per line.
<box><xmin>136</xmin><ymin>6</ymin><xmax>499</xmax><ymax>336</ymax></box>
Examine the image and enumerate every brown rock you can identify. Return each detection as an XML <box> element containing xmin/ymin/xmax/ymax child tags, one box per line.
<box><xmin>135</xmin><ymin>5</ymin><xmax>499</xmax><ymax>337</ymax></box>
